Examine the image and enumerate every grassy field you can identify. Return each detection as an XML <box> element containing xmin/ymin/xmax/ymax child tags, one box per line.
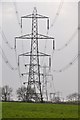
<box><xmin>2</xmin><ymin>102</ymin><xmax>79</xmax><ymax>118</ymax></box>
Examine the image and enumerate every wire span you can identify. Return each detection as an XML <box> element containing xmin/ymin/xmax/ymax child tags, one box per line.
<box><xmin>13</xmin><ymin>1</ymin><xmax>21</xmax><ymax>28</ymax></box>
<box><xmin>55</xmin><ymin>28</ymin><xmax>78</xmax><ymax>52</ymax></box>
<box><xmin>13</xmin><ymin>1</ymin><xmax>25</xmax><ymax>86</ymax></box>
<box><xmin>50</xmin><ymin>0</ymin><xmax>64</xmax><ymax>28</ymax></box>
<box><xmin>52</xmin><ymin>54</ymin><xmax>79</xmax><ymax>73</ymax></box>
<box><xmin>0</xmin><ymin>45</ymin><xmax>17</xmax><ymax>71</ymax></box>
<box><xmin>0</xmin><ymin>27</ymin><xmax>14</xmax><ymax>50</ymax></box>
<box><xmin>41</xmin><ymin>0</ymin><xmax>64</xmax><ymax>65</ymax></box>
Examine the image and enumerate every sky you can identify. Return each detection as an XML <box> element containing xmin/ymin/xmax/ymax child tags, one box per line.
<box><xmin>0</xmin><ymin>0</ymin><xmax>79</xmax><ymax>100</ymax></box>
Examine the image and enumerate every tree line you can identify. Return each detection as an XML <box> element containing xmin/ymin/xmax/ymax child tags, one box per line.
<box><xmin>0</xmin><ymin>85</ymin><xmax>40</xmax><ymax>102</ymax></box>
<box><xmin>0</xmin><ymin>85</ymin><xmax>80</xmax><ymax>103</ymax></box>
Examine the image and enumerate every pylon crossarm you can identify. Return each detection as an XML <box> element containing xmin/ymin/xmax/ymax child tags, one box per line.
<box><xmin>18</xmin><ymin>52</ymin><xmax>30</xmax><ymax>66</ymax></box>
<box><xmin>23</xmin><ymin>81</ymin><xmax>38</xmax><ymax>84</ymax></box>
<box><xmin>25</xmin><ymin>64</ymin><xmax>40</xmax><ymax>67</ymax></box>
<box><xmin>19</xmin><ymin>52</ymin><xmax>50</xmax><ymax>57</ymax></box>
<box><xmin>21</xmin><ymin>14</ymin><xmax>48</xmax><ymax>19</ymax></box>
<box><xmin>15</xmin><ymin>34</ymin><xmax>31</xmax><ymax>39</ymax></box>
<box><xmin>38</xmin><ymin>52</ymin><xmax>50</xmax><ymax>57</ymax></box>
<box><xmin>18</xmin><ymin>51</ymin><xmax>50</xmax><ymax>66</ymax></box>
<box><xmin>15</xmin><ymin>34</ymin><xmax>54</xmax><ymax>40</ymax></box>
<box><xmin>21</xmin><ymin>73</ymin><xmax>29</xmax><ymax>76</ymax></box>
<box><xmin>19</xmin><ymin>52</ymin><xmax>31</xmax><ymax>57</ymax></box>
<box><xmin>25</xmin><ymin>64</ymin><xmax>49</xmax><ymax>68</ymax></box>
<box><xmin>15</xmin><ymin>34</ymin><xmax>31</xmax><ymax>49</ymax></box>
<box><xmin>38</xmin><ymin>34</ymin><xmax>54</xmax><ymax>39</ymax></box>
<box><xmin>36</xmin><ymin>14</ymin><xmax>49</xmax><ymax>18</ymax></box>
<box><xmin>24</xmin><ymin>64</ymin><xmax>50</xmax><ymax>68</ymax></box>
<box><xmin>24</xmin><ymin>81</ymin><xmax>42</xmax><ymax>84</ymax></box>
<box><xmin>16</xmin><ymin>36</ymin><xmax>54</xmax><ymax>39</ymax></box>
<box><xmin>21</xmin><ymin>71</ymin><xmax>44</xmax><ymax>77</ymax></box>
<box><xmin>21</xmin><ymin>14</ymin><xmax>32</xmax><ymax>18</ymax></box>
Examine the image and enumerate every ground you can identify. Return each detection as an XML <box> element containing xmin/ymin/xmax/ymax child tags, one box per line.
<box><xmin>1</xmin><ymin>102</ymin><xmax>79</xmax><ymax>118</ymax></box>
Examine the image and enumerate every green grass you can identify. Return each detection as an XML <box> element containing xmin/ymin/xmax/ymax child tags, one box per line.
<box><xmin>2</xmin><ymin>102</ymin><xmax>79</xmax><ymax>118</ymax></box>
<box><xmin>0</xmin><ymin>102</ymin><xmax>2</xmax><ymax>119</ymax></box>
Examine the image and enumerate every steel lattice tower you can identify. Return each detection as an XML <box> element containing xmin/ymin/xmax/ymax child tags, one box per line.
<box><xmin>28</xmin><ymin>8</ymin><xmax>42</xmax><ymax>101</ymax></box>
<box><xmin>15</xmin><ymin>7</ymin><xmax>54</xmax><ymax>102</ymax></box>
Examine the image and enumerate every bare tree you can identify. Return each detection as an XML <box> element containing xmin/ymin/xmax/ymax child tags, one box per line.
<box><xmin>17</xmin><ymin>86</ymin><xmax>40</xmax><ymax>102</ymax></box>
<box><xmin>54</xmin><ymin>96</ymin><xmax>61</xmax><ymax>103</ymax></box>
<box><xmin>1</xmin><ymin>85</ymin><xmax>13</xmax><ymax>102</ymax></box>
<box><xmin>78</xmin><ymin>93</ymin><xmax>80</xmax><ymax>101</ymax></box>
<box><xmin>67</xmin><ymin>92</ymin><xmax>79</xmax><ymax>102</ymax></box>
<box><xmin>0</xmin><ymin>87</ymin><xmax>2</xmax><ymax>101</ymax></box>
<box><xmin>16</xmin><ymin>86</ymin><xmax>27</xmax><ymax>101</ymax></box>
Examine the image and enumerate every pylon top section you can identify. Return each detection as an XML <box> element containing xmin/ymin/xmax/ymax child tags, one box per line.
<box><xmin>33</xmin><ymin>7</ymin><xmax>37</xmax><ymax>14</ymax></box>
<box><xmin>21</xmin><ymin>7</ymin><xmax>49</xmax><ymax>20</ymax></box>
<box><xmin>15</xmin><ymin>7</ymin><xmax>54</xmax><ymax>50</ymax></box>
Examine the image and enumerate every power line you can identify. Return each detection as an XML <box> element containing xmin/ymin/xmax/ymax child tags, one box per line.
<box><xmin>13</xmin><ymin>1</ymin><xmax>28</xmax><ymax>85</ymax></box>
<box><xmin>0</xmin><ymin>27</ymin><xmax>14</xmax><ymax>50</ymax></box>
<box><xmin>41</xmin><ymin>0</ymin><xmax>64</xmax><ymax>65</ymax></box>
<box><xmin>51</xmin><ymin>28</ymin><xmax>78</xmax><ymax>63</ymax></box>
<box><xmin>0</xmin><ymin>45</ymin><xmax>22</xmax><ymax>85</ymax></box>
<box><xmin>1</xmin><ymin>2</ymin><xmax>25</xmax><ymax>85</ymax></box>
<box><xmin>55</xmin><ymin>28</ymin><xmax>78</xmax><ymax>52</ymax></box>
<box><xmin>42</xmin><ymin>1</ymin><xmax>77</xmax><ymax>70</ymax></box>
<box><xmin>0</xmin><ymin>45</ymin><xmax>17</xmax><ymax>70</ymax></box>
<box><xmin>51</xmin><ymin>28</ymin><xmax>78</xmax><ymax>66</ymax></box>
<box><xmin>51</xmin><ymin>28</ymin><xmax>78</xmax><ymax>70</ymax></box>
<box><xmin>14</xmin><ymin>47</ymin><xmax>22</xmax><ymax>86</ymax></box>
<box><xmin>13</xmin><ymin>1</ymin><xmax>21</xmax><ymax>28</ymax></box>
<box><xmin>50</xmin><ymin>0</ymin><xmax>64</xmax><ymax>28</ymax></box>
<box><xmin>52</xmin><ymin>54</ymin><xmax>79</xmax><ymax>73</ymax></box>
<box><xmin>0</xmin><ymin>26</ymin><xmax>22</xmax><ymax>85</ymax></box>
<box><xmin>13</xmin><ymin>2</ymin><xmax>26</xmax><ymax>67</ymax></box>
<box><xmin>13</xmin><ymin>0</ymin><xmax>23</xmax><ymax>84</ymax></box>
<box><xmin>45</xmin><ymin>0</ymin><xmax>64</xmax><ymax>45</ymax></box>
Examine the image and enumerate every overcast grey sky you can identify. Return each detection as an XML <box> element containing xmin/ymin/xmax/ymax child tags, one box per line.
<box><xmin>0</xmin><ymin>0</ymin><xmax>78</xmax><ymax>100</ymax></box>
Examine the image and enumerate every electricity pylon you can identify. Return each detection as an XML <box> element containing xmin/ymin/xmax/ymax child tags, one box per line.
<box><xmin>15</xmin><ymin>7</ymin><xmax>54</xmax><ymax>102</ymax></box>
